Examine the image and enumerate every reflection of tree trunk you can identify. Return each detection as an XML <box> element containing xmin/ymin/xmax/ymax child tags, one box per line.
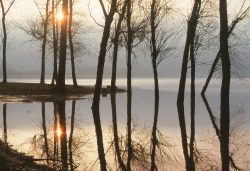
<box><xmin>111</xmin><ymin>1</ymin><xmax>127</xmax><ymax>92</ymax></box>
<box><xmin>176</xmin><ymin>1</ymin><xmax>201</xmax><ymax>170</ymax></box>
<box><xmin>40</xmin><ymin>0</ymin><xmax>50</xmax><ymax>84</ymax></box>
<box><xmin>0</xmin><ymin>1</ymin><xmax>7</xmax><ymax>83</ymax></box>
<box><xmin>53</xmin><ymin>102</ymin><xmax>59</xmax><ymax>164</ymax></box>
<box><xmin>150</xmin><ymin>61</ymin><xmax>159</xmax><ymax>171</ymax></box>
<box><xmin>3</xmin><ymin>104</ymin><xmax>7</xmax><ymax>143</ymax></box>
<box><xmin>56</xmin><ymin>0</ymin><xmax>68</xmax><ymax>91</ymax></box>
<box><xmin>111</xmin><ymin>93</ymin><xmax>126</xmax><ymax>170</ymax></box>
<box><xmin>69</xmin><ymin>100</ymin><xmax>76</xmax><ymax>171</ymax></box>
<box><xmin>201</xmin><ymin>94</ymin><xmax>242</xmax><ymax>170</ymax></box>
<box><xmin>126</xmin><ymin>1</ymin><xmax>132</xmax><ymax>170</ymax></box>
<box><xmin>57</xmin><ymin>101</ymin><xmax>68</xmax><ymax>170</ymax></box>
<box><xmin>220</xmin><ymin>0</ymin><xmax>231</xmax><ymax>170</ymax></box>
<box><xmin>51</xmin><ymin>0</ymin><xmax>58</xmax><ymax>86</ymax></box>
<box><xmin>189</xmin><ymin>41</ymin><xmax>196</xmax><ymax>171</ymax></box>
<box><xmin>68</xmin><ymin>0</ymin><xmax>78</xmax><ymax>87</ymax></box>
<box><xmin>92</xmin><ymin>107</ymin><xmax>107</xmax><ymax>171</ymax></box>
<box><xmin>42</xmin><ymin>102</ymin><xmax>49</xmax><ymax>164</ymax></box>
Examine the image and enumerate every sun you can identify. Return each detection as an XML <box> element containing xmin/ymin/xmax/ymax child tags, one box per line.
<box><xmin>57</xmin><ymin>127</ymin><xmax>62</xmax><ymax>138</ymax></box>
<box><xmin>57</xmin><ymin>13</ymin><xmax>63</xmax><ymax>21</ymax></box>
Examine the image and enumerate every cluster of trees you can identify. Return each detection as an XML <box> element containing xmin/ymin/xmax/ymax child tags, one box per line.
<box><xmin>1</xmin><ymin>0</ymin><xmax>250</xmax><ymax>170</ymax></box>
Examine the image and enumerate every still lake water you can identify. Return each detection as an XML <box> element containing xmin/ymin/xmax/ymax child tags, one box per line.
<box><xmin>1</xmin><ymin>78</ymin><xmax>250</xmax><ymax>170</ymax></box>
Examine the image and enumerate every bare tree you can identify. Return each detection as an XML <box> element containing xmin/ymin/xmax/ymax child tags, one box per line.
<box><xmin>90</xmin><ymin>0</ymin><xmax>118</xmax><ymax>170</ymax></box>
<box><xmin>40</xmin><ymin>0</ymin><xmax>50</xmax><ymax>84</ymax></box>
<box><xmin>176</xmin><ymin>0</ymin><xmax>201</xmax><ymax>170</ymax></box>
<box><xmin>0</xmin><ymin>0</ymin><xmax>15</xmax><ymax>83</ymax></box>
<box><xmin>68</xmin><ymin>0</ymin><xmax>78</xmax><ymax>87</ymax></box>
<box><xmin>110</xmin><ymin>0</ymin><xmax>128</xmax><ymax>92</ymax></box>
<box><xmin>55</xmin><ymin>0</ymin><xmax>68</xmax><ymax>91</ymax></box>
<box><xmin>201</xmin><ymin>1</ymin><xmax>250</xmax><ymax>95</ymax></box>
<box><xmin>219</xmin><ymin>0</ymin><xmax>231</xmax><ymax>170</ymax></box>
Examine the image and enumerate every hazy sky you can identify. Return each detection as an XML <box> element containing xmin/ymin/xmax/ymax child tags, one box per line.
<box><xmin>0</xmin><ymin>0</ymin><xmax>250</xmax><ymax>79</ymax></box>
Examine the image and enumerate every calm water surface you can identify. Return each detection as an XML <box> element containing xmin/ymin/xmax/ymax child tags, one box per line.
<box><xmin>1</xmin><ymin>78</ymin><xmax>250</xmax><ymax>170</ymax></box>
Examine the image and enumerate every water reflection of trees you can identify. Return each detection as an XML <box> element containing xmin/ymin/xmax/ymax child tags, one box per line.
<box><xmin>201</xmin><ymin>94</ymin><xmax>250</xmax><ymax>170</ymax></box>
<box><xmin>19</xmin><ymin>100</ymin><xmax>90</xmax><ymax>170</ymax></box>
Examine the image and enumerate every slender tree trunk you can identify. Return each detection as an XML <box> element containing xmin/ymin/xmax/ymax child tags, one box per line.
<box><xmin>69</xmin><ymin>100</ymin><xmax>76</xmax><ymax>171</ymax></box>
<box><xmin>42</xmin><ymin>102</ymin><xmax>49</xmax><ymax>164</ymax></box>
<box><xmin>111</xmin><ymin>1</ymin><xmax>127</xmax><ymax>92</ymax></box>
<box><xmin>51</xmin><ymin>0</ymin><xmax>58</xmax><ymax>86</ymax></box>
<box><xmin>3</xmin><ymin>104</ymin><xmax>7</xmax><ymax>143</ymax></box>
<box><xmin>150</xmin><ymin>1</ymin><xmax>159</xmax><ymax>170</ymax></box>
<box><xmin>0</xmin><ymin>1</ymin><xmax>7</xmax><ymax>83</ymax></box>
<box><xmin>201</xmin><ymin>17</ymin><xmax>240</xmax><ymax>95</ymax></box>
<box><xmin>219</xmin><ymin>0</ymin><xmax>231</xmax><ymax>170</ymax></box>
<box><xmin>91</xmin><ymin>0</ymin><xmax>117</xmax><ymax>109</ymax></box>
<box><xmin>111</xmin><ymin>93</ymin><xmax>127</xmax><ymax>170</ymax></box>
<box><xmin>126</xmin><ymin>1</ymin><xmax>132</xmax><ymax>170</ymax></box>
<box><xmin>56</xmin><ymin>0</ymin><xmax>68</xmax><ymax>91</ymax></box>
<box><xmin>176</xmin><ymin>1</ymin><xmax>201</xmax><ymax>170</ymax></box>
<box><xmin>57</xmin><ymin>101</ymin><xmax>68</xmax><ymax>170</ymax></box>
<box><xmin>189</xmin><ymin>41</ymin><xmax>196</xmax><ymax>171</ymax></box>
<box><xmin>91</xmin><ymin>1</ymin><xmax>117</xmax><ymax>170</ymax></box>
<box><xmin>68</xmin><ymin>0</ymin><xmax>78</xmax><ymax>87</ymax></box>
<box><xmin>40</xmin><ymin>0</ymin><xmax>50</xmax><ymax>84</ymax></box>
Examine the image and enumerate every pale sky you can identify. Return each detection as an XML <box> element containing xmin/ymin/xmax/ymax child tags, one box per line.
<box><xmin>0</xmin><ymin>0</ymin><xmax>250</xmax><ymax>79</ymax></box>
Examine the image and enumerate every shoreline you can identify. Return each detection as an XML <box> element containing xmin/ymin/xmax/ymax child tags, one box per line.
<box><xmin>0</xmin><ymin>82</ymin><xmax>126</xmax><ymax>104</ymax></box>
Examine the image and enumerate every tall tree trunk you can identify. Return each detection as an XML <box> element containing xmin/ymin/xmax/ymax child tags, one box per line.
<box><xmin>219</xmin><ymin>0</ymin><xmax>231</xmax><ymax>170</ymax></box>
<box><xmin>126</xmin><ymin>0</ymin><xmax>132</xmax><ymax>170</ymax></box>
<box><xmin>40</xmin><ymin>0</ymin><xmax>50</xmax><ymax>84</ymax></box>
<box><xmin>189</xmin><ymin>41</ymin><xmax>196</xmax><ymax>171</ymax></box>
<box><xmin>51</xmin><ymin>0</ymin><xmax>58</xmax><ymax>86</ymax></box>
<box><xmin>69</xmin><ymin>100</ymin><xmax>76</xmax><ymax>171</ymax></box>
<box><xmin>56</xmin><ymin>0</ymin><xmax>68</xmax><ymax>91</ymax></box>
<box><xmin>42</xmin><ymin>102</ymin><xmax>49</xmax><ymax>164</ymax></box>
<box><xmin>91</xmin><ymin>1</ymin><xmax>117</xmax><ymax>170</ymax></box>
<box><xmin>3</xmin><ymin>104</ymin><xmax>7</xmax><ymax>143</ymax></box>
<box><xmin>57</xmin><ymin>101</ymin><xmax>68</xmax><ymax>170</ymax></box>
<box><xmin>201</xmin><ymin>17</ymin><xmax>241</xmax><ymax>95</ymax></box>
<box><xmin>111</xmin><ymin>93</ymin><xmax>126</xmax><ymax>170</ymax></box>
<box><xmin>91</xmin><ymin>0</ymin><xmax>117</xmax><ymax>108</ymax></box>
<box><xmin>111</xmin><ymin>1</ymin><xmax>127</xmax><ymax>92</ymax></box>
<box><xmin>176</xmin><ymin>0</ymin><xmax>201</xmax><ymax>170</ymax></box>
<box><xmin>150</xmin><ymin>1</ymin><xmax>159</xmax><ymax>170</ymax></box>
<box><xmin>0</xmin><ymin>1</ymin><xmax>7</xmax><ymax>83</ymax></box>
<box><xmin>68</xmin><ymin>0</ymin><xmax>78</xmax><ymax>87</ymax></box>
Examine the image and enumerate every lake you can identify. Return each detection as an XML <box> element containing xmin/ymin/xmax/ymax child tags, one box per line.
<box><xmin>1</xmin><ymin>78</ymin><xmax>250</xmax><ymax>170</ymax></box>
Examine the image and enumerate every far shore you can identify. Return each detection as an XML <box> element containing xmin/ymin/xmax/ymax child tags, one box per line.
<box><xmin>0</xmin><ymin>82</ymin><xmax>125</xmax><ymax>104</ymax></box>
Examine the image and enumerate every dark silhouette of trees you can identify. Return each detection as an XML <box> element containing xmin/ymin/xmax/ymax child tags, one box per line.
<box><xmin>91</xmin><ymin>1</ymin><xmax>118</xmax><ymax>169</ymax></box>
<box><xmin>68</xmin><ymin>0</ymin><xmax>78</xmax><ymax>87</ymax></box>
<box><xmin>110</xmin><ymin>0</ymin><xmax>128</xmax><ymax>92</ymax></box>
<box><xmin>219</xmin><ymin>0</ymin><xmax>231</xmax><ymax>170</ymax></box>
<box><xmin>56</xmin><ymin>0</ymin><xmax>68</xmax><ymax>91</ymax></box>
<box><xmin>51</xmin><ymin>0</ymin><xmax>59</xmax><ymax>86</ymax></box>
<box><xmin>201</xmin><ymin>1</ymin><xmax>250</xmax><ymax>95</ymax></box>
<box><xmin>3</xmin><ymin>103</ymin><xmax>7</xmax><ymax>143</ymax></box>
<box><xmin>110</xmin><ymin>93</ymin><xmax>127</xmax><ymax>170</ymax></box>
<box><xmin>40</xmin><ymin>0</ymin><xmax>50</xmax><ymax>84</ymax></box>
<box><xmin>69</xmin><ymin>100</ymin><xmax>76</xmax><ymax>170</ymax></box>
<box><xmin>176</xmin><ymin>0</ymin><xmax>201</xmax><ymax>170</ymax></box>
<box><xmin>0</xmin><ymin>0</ymin><xmax>15</xmax><ymax>83</ymax></box>
<box><xmin>41</xmin><ymin>102</ymin><xmax>49</xmax><ymax>164</ymax></box>
<box><xmin>126</xmin><ymin>0</ymin><xmax>132</xmax><ymax>170</ymax></box>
